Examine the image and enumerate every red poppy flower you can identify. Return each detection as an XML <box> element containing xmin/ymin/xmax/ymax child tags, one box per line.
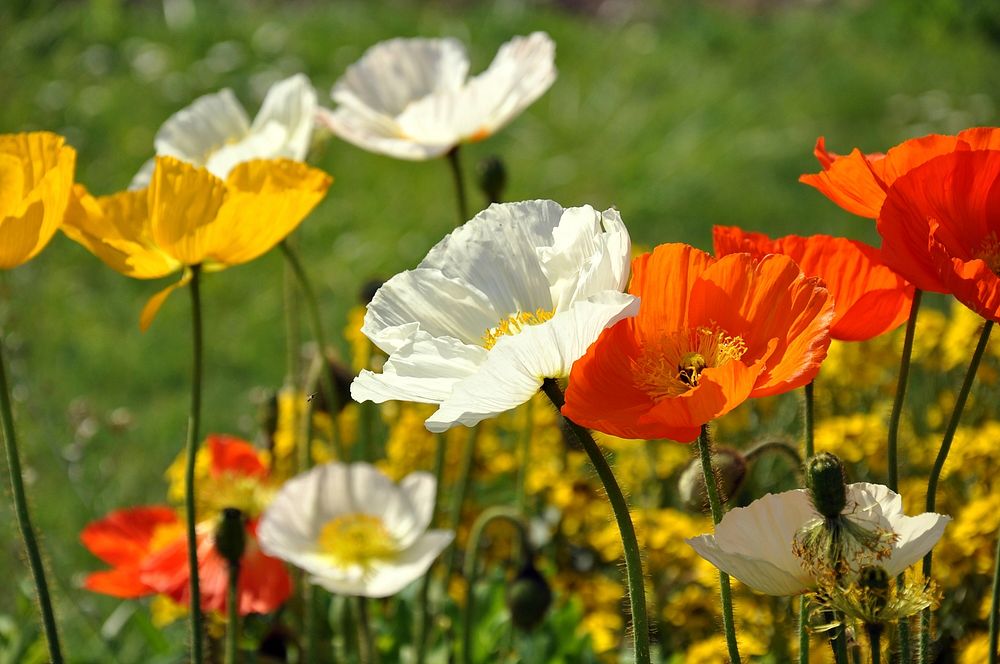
<box><xmin>563</xmin><ymin>244</ymin><xmax>833</xmax><ymax>442</ymax></box>
<box><xmin>713</xmin><ymin>226</ymin><xmax>913</xmax><ymax>341</ymax></box>
<box><xmin>799</xmin><ymin>128</ymin><xmax>1000</xmax><ymax>219</ymax></box>
<box><xmin>82</xmin><ymin>508</ymin><xmax>292</xmax><ymax>614</ymax></box>
<box><xmin>81</xmin><ymin>434</ymin><xmax>291</xmax><ymax>614</ymax></box>
<box><xmin>878</xmin><ymin>149</ymin><xmax>1000</xmax><ymax>322</ymax></box>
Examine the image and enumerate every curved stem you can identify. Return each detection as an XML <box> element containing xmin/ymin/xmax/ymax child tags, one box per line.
<box><xmin>888</xmin><ymin>289</ymin><xmax>921</xmax><ymax>492</ymax></box>
<box><xmin>0</xmin><ymin>333</ymin><xmax>63</xmax><ymax>662</ymax></box>
<box><xmin>920</xmin><ymin>318</ymin><xmax>993</xmax><ymax>662</ymax></box>
<box><xmin>279</xmin><ymin>241</ymin><xmax>345</xmax><ymax>460</ymax></box>
<box><xmin>461</xmin><ymin>506</ymin><xmax>532</xmax><ymax>664</ymax></box>
<box><xmin>802</xmin><ymin>381</ymin><xmax>815</xmax><ymax>459</ymax></box>
<box><xmin>446</xmin><ymin>146</ymin><xmax>469</xmax><ymax>225</ymax></box>
<box><xmin>541</xmin><ymin>379</ymin><xmax>650</xmax><ymax>664</ymax></box>
<box><xmin>745</xmin><ymin>438</ymin><xmax>803</xmax><ymax>469</ymax></box>
<box><xmin>697</xmin><ymin>424</ymin><xmax>742</xmax><ymax>664</ymax></box>
<box><xmin>414</xmin><ymin>433</ymin><xmax>449</xmax><ymax>664</ymax></box>
<box><xmin>225</xmin><ymin>561</ymin><xmax>240</xmax><ymax>664</ymax></box>
<box><xmin>185</xmin><ymin>265</ymin><xmax>205</xmax><ymax>664</ymax></box>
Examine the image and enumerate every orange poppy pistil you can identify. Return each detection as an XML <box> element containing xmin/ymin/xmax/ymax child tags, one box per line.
<box><xmin>634</xmin><ymin>326</ymin><xmax>747</xmax><ymax>400</ymax></box>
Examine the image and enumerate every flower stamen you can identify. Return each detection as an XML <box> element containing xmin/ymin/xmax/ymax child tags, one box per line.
<box><xmin>634</xmin><ymin>326</ymin><xmax>747</xmax><ymax>400</ymax></box>
<box><xmin>482</xmin><ymin>309</ymin><xmax>555</xmax><ymax>350</ymax></box>
<box><xmin>318</xmin><ymin>513</ymin><xmax>400</xmax><ymax>571</ymax></box>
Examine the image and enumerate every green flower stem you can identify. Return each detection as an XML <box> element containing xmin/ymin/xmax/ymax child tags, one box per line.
<box><xmin>888</xmin><ymin>289</ymin><xmax>921</xmax><ymax>492</ymax></box>
<box><xmin>798</xmin><ymin>596</ymin><xmax>809</xmax><ymax>664</ymax></box>
<box><xmin>225</xmin><ymin>561</ymin><xmax>240</xmax><ymax>664</ymax></box>
<box><xmin>445</xmin><ymin>426</ymin><xmax>479</xmax><ymax>583</ymax></box>
<box><xmin>516</xmin><ymin>398</ymin><xmax>534</xmax><ymax>511</ymax></box>
<box><xmin>446</xmin><ymin>146</ymin><xmax>469</xmax><ymax>224</ymax></box>
<box><xmin>0</xmin><ymin>330</ymin><xmax>63</xmax><ymax>663</ymax></box>
<box><xmin>283</xmin><ymin>239</ymin><xmax>303</xmax><ymax>386</ymax></box>
<box><xmin>802</xmin><ymin>381</ymin><xmax>815</xmax><ymax>459</ymax></box>
<box><xmin>279</xmin><ymin>241</ymin><xmax>345</xmax><ymax>461</ymax></box>
<box><xmin>542</xmin><ymin>379</ymin><xmax>651</xmax><ymax>664</ymax></box>
<box><xmin>185</xmin><ymin>265</ymin><xmax>206</xmax><ymax>664</ymax></box>
<box><xmin>357</xmin><ymin>597</ymin><xmax>376</xmax><ymax>664</ymax></box>
<box><xmin>921</xmin><ymin>318</ymin><xmax>993</xmax><ymax>663</ymax></box>
<box><xmin>414</xmin><ymin>433</ymin><xmax>449</xmax><ymax>664</ymax></box>
<box><xmin>697</xmin><ymin>424</ymin><xmax>742</xmax><ymax>664</ymax></box>
<box><xmin>989</xmin><ymin>529</ymin><xmax>1000</xmax><ymax>664</ymax></box>
<box><xmin>461</xmin><ymin>506</ymin><xmax>531</xmax><ymax>664</ymax></box>
<box><xmin>744</xmin><ymin>439</ymin><xmax>803</xmax><ymax>469</ymax></box>
<box><xmin>867</xmin><ymin>625</ymin><xmax>882</xmax><ymax>664</ymax></box>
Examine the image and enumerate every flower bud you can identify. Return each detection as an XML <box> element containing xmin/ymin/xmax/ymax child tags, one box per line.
<box><xmin>215</xmin><ymin>507</ymin><xmax>246</xmax><ymax>568</ymax></box>
<box><xmin>477</xmin><ymin>155</ymin><xmax>507</xmax><ymax>204</ymax></box>
<box><xmin>506</xmin><ymin>559</ymin><xmax>553</xmax><ymax>631</ymax></box>
<box><xmin>679</xmin><ymin>446</ymin><xmax>747</xmax><ymax>512</ymax></box>
<box><xmin>858</xmin><ymin>565</ymin><xmax>890</xmax><ymax>612</ymax></box>
<box><xmin>806</xmin><ymin>452</ymin><xmax>847</xmax><ymax>519</ymax></box>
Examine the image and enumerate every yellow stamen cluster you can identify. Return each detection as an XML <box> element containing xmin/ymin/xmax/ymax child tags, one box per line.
<box><xmin>634</xmin><ymin>326</ymin><xmax>748</xmax><ymax>400</ymax></box>
<box><xmin>482</xmin><ymin>308</ymin><xmax>555</xmax><ymax>350</ymax></box>
<box><xmin>318</xmin><ymin>513</ymin><xmax>400</xmax><ymax>570</ymax></box>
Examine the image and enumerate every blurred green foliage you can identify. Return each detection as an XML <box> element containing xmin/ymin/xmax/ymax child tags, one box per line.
<box><xmin>0</xmin><ymin>0</ymin><xmax>999</xmax><ymax>659</ymax></box>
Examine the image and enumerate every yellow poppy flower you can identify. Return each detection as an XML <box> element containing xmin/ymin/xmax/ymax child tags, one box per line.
<box><xmin>0</xmin><ymin>132</ymin><xmax>76</xmax><ymax>269</ymax></box>
<box><xmin>64</xmin><ymin>155</ymin><xmax>332</xmax><ymax>329</ymax></box>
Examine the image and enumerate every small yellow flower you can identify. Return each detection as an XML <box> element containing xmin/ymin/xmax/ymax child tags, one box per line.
<box><xmin>0</xmin><ymin>132</ymin><xmax>76</xmax><ymax>268</ymax></box>
<box><xmin>64</xmin><ymin>155</ymin><xmax>331</xmax><ymax>329</ymax></box>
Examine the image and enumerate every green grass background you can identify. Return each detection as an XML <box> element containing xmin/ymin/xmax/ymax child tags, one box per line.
<box><xmin>1</xmin><ymin>0</ymin><xmax>999</xmax><ymax>659</ymax></box>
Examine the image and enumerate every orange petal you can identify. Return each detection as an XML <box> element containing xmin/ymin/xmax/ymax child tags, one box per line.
<box><xmin>84</xmin><ymin>568</ymin><xmax>154</xmax><ymax>598</ymax></box>
<box><xmin>629</xmin><ymin>243</ymin><xmax>713</xmax><ymax>337</ymax></box>
<box><xmin>208</xmin><ymin>434</ymin><xmax>267</xmax><ymax>478</ymax></box>
<box><xmin>81</xmin><ymin>506</ymin><xmax>179</xmax><ymax>566</ymax></box>
<box><xmin>800</xmin><ymin>147</ymin><xmax>886</xmax><ymax>219</ymax></box>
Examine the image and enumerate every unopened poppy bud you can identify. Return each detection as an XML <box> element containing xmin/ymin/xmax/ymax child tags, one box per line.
<box><xmin>477</xmin><ymin>155</ymin><xmax>507</xmax><ymax>204</ymax></box>
<box><xmin>216</xmin><ymin>507</ymin><xmax>246</xmax><ymax>568</ymax></box>
<box><xmin>506</xmin><ymin>559</ymin><xmax>552</xmax><ymax>631</ymax></box>
<box><xmin>806</xmin><ymin>452</ymin><xmax>847</xmax><ymax>519</ymax></box>
<box><xmin>258</xmin><ymin>390</ymin><xmax>279</xmax><ymax>441</ymax></box>
<box><xmin>679</xmin><ymin>446</ymin><xmax>747</xmax><ymax>512</ymax></box>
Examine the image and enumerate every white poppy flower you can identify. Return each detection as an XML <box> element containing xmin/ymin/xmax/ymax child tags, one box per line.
<box><xmin>686</xmin><ymin>482</ymin><xmax>951</xmax><ymax>596</ymax></box>
<box><xmin>130</xmin><ymin>73</ymin><xmax>317</xmax><ymax>187</ymax></box>
<box><xmin>258</xmin><ymin>462</ymin><xmax>453</xmax><ymax>598</ymax></box>
<box><xmin>318</xmin><ymin>32</ymin><xmax>556</xmax><ymax>160</ymax></box>
<box><xmin>350</xmin><ymin>200</ymin><xmax>638</xmax><ymax>433</ymax></box>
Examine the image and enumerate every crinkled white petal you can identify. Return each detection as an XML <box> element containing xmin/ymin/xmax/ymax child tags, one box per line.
<box><xmin>310</xmin><ymin>531</ymin><xmax>454</xmax><ymax>598</ymax></box>
<box><xmin>398</xmin><ymin>472</ymin><xmax>437</xmax><ymax>546</ymax></box>
<box><xmin>710</xmin><ymin>489</ymin><xmax>817</xmax><ymax>586</ymax></box>
<box><xmin>363</xmin><ymin>268</ymin><xmax>502</xmax><ymax>349</ymax></box>
<box><xmin>424</xmin><ymin>291</ymin><xmax>638</xmax><ymax>433</ymax></box>
<box><xmin>129</xmin><ymin>158</ymin><xmax>156</xmax><ymax>190</ymax></box>
<box><xmin>332</xmin><ymin>37</ymin><xmax>468</xmax><ymax>117</ymax></box>
<box><xmin>204</xmin><ymin>122</ymin><xmax>288</xmax><ymax>179</ymax></box>
<box><xmin>316</xmin><ymin>106</ymin><xmax>453</xmax><ymax>160</ymax></box>
<box><xmin>687</xmin><ymin>534</ymin><xmax>810</xmax><ymax>596</ymax></box>
<box><xmin>350</xmin><ymin>331</ymin><xmax>486</xmax><ymax>405</ymax></box>
<box><xmin>249</xmin><ymin>73</ymin><xmax>317</xmax><ymax>161</ymax></box>
<box><xmin>153</xmin><ymin>88</ymin><xmax>250</xmax><ymax>165</ymax></box>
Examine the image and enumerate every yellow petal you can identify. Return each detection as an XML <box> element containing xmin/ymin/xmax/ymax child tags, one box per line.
<box><xmin>140</xmin><ymin>271</ymin><xmax>192</xmax><ymax>332</ymax></box>
<box><xmin>0</xmin><ymin>132</ymin><xmax>76</xmax><ymax>269</ymax></box>
<box><xmin>148</xmin><ymin>156</ymin><xmax>226</xmax><ymax>266</ymax></box>
<box><xmin>0</xmin><ymin>153</ymin><xmax>25</xmax><ymax>218</ymax></box>
<box><xmin>203</xmin><ymin>159</ymin><xmax>331</xmax><ymax>265</ymax></box>
<box><xmin>63</xmin><ymin>185</ymin><xmax>181</xmax><ymax>279</ymax></box>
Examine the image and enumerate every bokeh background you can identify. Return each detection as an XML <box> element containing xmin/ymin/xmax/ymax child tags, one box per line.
<box><xmin>2</xmin><ymin>0</ymin><xmax>1000</xmax><ymax>660</ymax></box>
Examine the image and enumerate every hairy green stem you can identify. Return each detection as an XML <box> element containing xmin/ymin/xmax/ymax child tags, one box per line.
<box><xmin>798</xmin><ymin>596</ymin><xmax>809</xmax><ymax>664</ymax></box>
<box><xmin>698</xmin><ymin>425</ymin><xmax>742</xmax><ymax>664</ymax></box>
<box><xmin>446</xmin><ymin>146</ymin><xmax>469</xmax><ymax>224</ymax></box>
<box><xmin>445</xmin><ymin>427</ymin><xmax>478</xmax><ymax>583</ymax></box>
<box><xmin>542</xmin><ymin>379</ymin><xmax>650</xmax><ymax>664</ymax></box>
<box><xmin>183</xmin><ymin>266</ymin><xmax>206</xmax><ymax>663</ymax></box>
<box><xmin>867</xmin><ymin>625</ymin><xmax>882</xmax><ymax>664</ymax></box>
<box><xmin>279</xmin><ymin>241</ymin><xmax>345</xmax><ymax>460</ymax></box>
<box><xmin>745</xmin><ymin>438</ymin><xmax>803</xmax><ymax>469</ymax></box>
<box><xmin>283</xmin><ymin>240</ymin><xmax>303</xmax><ymax>386</ymax></box>
<box><xmin>802</xmin><ymin>381</ymin><xmax>815</xmax><ymax>459</ymax></box>
<box><xmin>225</xmin><ymin>561</ymin><xmax>240</xmax><ymax>664</ymax></box>
<box><xmin>0</xmin><ymin>327</ymin><xmax>63</xmax><ymax>662</ymax></box>
<box><xmin>516</xmin><ymin>399</ymin><xmax>534</xmax><ymax>511</ymax></box>
<box><xmin>888</xmin><ymin>289</ymin><xmax>921</xmax><ymax>492</ymax></box>
<box><xmin>921</xmin><ymin>319</ymin><xmax>993</xmax><ymax>662</ymax></box>
<box><xmin>461</xmin><ymin>507</ymin><xmax>531</xmax><ymax>664</ymax></box>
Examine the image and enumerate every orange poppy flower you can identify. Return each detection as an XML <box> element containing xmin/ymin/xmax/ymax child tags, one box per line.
<box><xmin>81</xmin><ymin>435</ymin><xmax>291</xmax><ymax>614</ymax></box>
<box><xmin>800</xmin><ymin>128</ymin><xmax>1000</xmax><ymax>219</ymax></box>
<box><xmin>563</xmin><ymin>244</ymin><xmax>833</xmax><ymax>442</ymax></box>
<box><xmin>878</xmin><ymin>149</ymin><xmax>1000</xmax><ymax>322</ymax></box>
<box><xmin>713</xmin><ymin>226</ymin><xmax>913</xmax><ymax>341</ymax></box>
